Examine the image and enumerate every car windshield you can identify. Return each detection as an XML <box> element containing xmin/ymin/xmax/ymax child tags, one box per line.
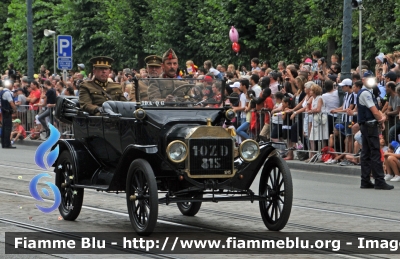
<box><xmin>124</xmin><ymin>78</ymin><xmax>229</xmax><ymax>108</ymax></box>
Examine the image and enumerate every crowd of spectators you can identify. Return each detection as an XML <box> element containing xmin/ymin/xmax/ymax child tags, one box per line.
<box><xmin>2</xmin><ymin>50</ymin><xmax>400</xmax><ymax>181</ymax></box>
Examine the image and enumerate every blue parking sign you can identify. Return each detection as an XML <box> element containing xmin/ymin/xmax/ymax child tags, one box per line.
<box><xmin>57</xmin><ymin>35</ymin><xmax>72</xmax><ymax>57</ymax></box>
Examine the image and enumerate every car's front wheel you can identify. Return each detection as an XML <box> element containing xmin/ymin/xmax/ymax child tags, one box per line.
<box><xmin>126</xmin><ymin>159</ymin><xmax>158</xmax><ymax>236</ymax></box>
<box><xmin>259</xmin><ymin>156</ymin><xmax>293</xmax><ymax>231</ymax></box>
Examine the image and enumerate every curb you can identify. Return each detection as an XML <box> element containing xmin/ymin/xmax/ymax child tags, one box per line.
<box><xmin>286</xmin><ymin>160</ymin><xmax>361</xmax><ymax>176</ymax></box>
<box><xmin>14</xmin><ymin>140</ymin><xmax>43</xmax><ymax>147</ymax></box>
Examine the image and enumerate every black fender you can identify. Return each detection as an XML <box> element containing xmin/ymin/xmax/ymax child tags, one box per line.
<box><xmin>108</xmin><ymin>144</ymin><xmax>159</xmax><ymax>191</ymax></box>
<box><xmin>53</xmin><ymin>139</ymin><xmax>101</xmax><ymax>184</ymax></box>
<box><xmin>230</xmin><ymin>144</ymin><xmax>279</xmax><ymax>190</ymax></box>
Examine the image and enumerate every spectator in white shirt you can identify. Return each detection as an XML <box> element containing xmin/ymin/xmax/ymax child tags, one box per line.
<box><xmin>251</xmin><ymin>58</ymin><xmax>261</xmax><ymax>71</ymax></box>
<box><xmin>250</xmin><ymin>74</ymin><xmax>261</xmax><ymax>97</ymax></box>
<box><xmin>322</xmin><ymin>80</ymin><xmax>340</xmax><ymax>135</ymax></box>
<box><xmin>203</xmin><ymin>60</ymin><xmax>223</xmax><ymax>80</ymax></box>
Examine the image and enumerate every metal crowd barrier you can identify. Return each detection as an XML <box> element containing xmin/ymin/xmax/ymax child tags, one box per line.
<box><xmin>252</xmin><ymin>109</ymin><xmax>367</xmax><ymax>163</ymax></box>
<box><xmin>385</xmin><ymin>115</ymin><xmax>399</xmax><ymax>144</ymax></box>
<box><xmin>15</xmin><ymin>105</ymin><xmax>74</xmax><ymax>140</ymax></box>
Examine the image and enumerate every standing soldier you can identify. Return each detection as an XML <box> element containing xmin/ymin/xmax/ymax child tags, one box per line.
<box><xmin>357</xmin><ymin>78</ymin><xmax>393</xmax><ymax>190</ymax></box>
<box><xmin>79</xmin><ymin>56</ymin><xmax>126</xmax><ymax>115</ymax></box>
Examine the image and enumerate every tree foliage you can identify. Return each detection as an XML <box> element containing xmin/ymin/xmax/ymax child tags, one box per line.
<box><xmin>2</xmin><ymin>0</ymin><xmax>400</xmax><ymax>73</ymax></box>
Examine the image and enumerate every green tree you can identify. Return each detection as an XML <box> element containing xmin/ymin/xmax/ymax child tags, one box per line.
<box><xmin>4</xmin><ymin>0</ymin><xmax>27</xmax><ymax>72</ymax></box>
<box><xmin>55</xmin><ymin>0</ymin><xmax>146</xmax><ymax>72</ymax></box>
<box><xmin>4</xmin><ymin>0</ymin><xmax>61</xmax><ymax>73</ymax></box>
<box><xmin>0</xmin><ymin>0</ymin><xmax>12</xmax><ymax>71</ymax></box>
<box><xmin>2</xmin><ymin>0</ymin><xmax>400</xmax><ymax>73</ymax></box>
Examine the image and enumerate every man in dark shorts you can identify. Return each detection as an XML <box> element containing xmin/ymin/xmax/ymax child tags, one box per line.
<box><xmin>37</xmin><ymin>80</ymin><xmax>57</xmax><ymax>138</ymax></box>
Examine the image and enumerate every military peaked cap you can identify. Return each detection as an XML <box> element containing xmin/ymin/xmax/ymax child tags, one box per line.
<box><xmin>90</xmin><ymin>56</ymin><xmax>114</xmax><ymax>68</ymax></box>
<box><xmin>145</xmin><ymin>55</ymin><xmax>162</xmax><ymax>67</ymax></box>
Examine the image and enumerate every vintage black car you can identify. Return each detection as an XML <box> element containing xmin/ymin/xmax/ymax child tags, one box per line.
<box><xmin>53</xmin><ymin>78</ymin><xmax>293</xmax><ymax>236</ymax></box>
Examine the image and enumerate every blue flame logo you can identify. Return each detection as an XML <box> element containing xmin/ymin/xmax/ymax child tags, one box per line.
<box><xmin>30</xmin><ymin>123</ymin><xmax>61</xmax><ymax>213</ymax></box>
<box><xmin>29</xmin><ymin>173</ymin><xmax>61</xmax><ymax>213</ymax></box>
<box><xmin>34</xmin><ymin>124</ymin><xmax>60</xmax><ymax>170</ymax></box>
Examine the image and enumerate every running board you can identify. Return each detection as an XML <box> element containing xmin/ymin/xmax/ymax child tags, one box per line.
<box><xmin>158</xmin><ymin>195</ymin><xmax>269</xmax><ymax>204</ymax></box>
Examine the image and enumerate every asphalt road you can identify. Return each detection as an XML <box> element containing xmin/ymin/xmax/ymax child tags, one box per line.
<box><xmin>1</xmin><ymin>145</ymin><xmax>400</xmax><ymax>259</ymax></box>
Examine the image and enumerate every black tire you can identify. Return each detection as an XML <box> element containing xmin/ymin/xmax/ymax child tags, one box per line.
<box><xmin>55</xmin><ymin>151</ymin><xmax>84</xmax><ymax>221</ymax></box>
<box><xmin>259</xmin><ymin>156</ymin><xmax>293</xmax><ymax>231</ymax></box>
<box><xmin>126</xmin><ymin>159</ymin><xmax>158</xmax><ymax>236</ymax></box>
<box><xmin>177</xmin><ymin>193</ymin><xmax>203</xmax><ymax>216</ymax></box>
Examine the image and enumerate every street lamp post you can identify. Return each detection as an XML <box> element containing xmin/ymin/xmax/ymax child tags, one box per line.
<box><xmin>352</xmin><ymin>0</ymin><xmax>363</xmax><ymax>73</ymax></box>
<box><xmin>341</xmin><ymin>0</ymin><xmax>352</xmax><ymax>81</ymax></box>
<box><xmin>44</xmin><ymin>29</ymin><xmax>56</xmax><ymax>76</ymax></box>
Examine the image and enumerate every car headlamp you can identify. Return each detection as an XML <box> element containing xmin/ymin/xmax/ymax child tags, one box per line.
<box><xmin>225</xmin><ymin>109</ymin><xmax>236</xmax><ymax>121</ymax></box>
<box><xmin>365</xmin><ymin>77</ymin><xmax>376</xmax><ymax>88</ymax></box>
<box><xmin>239</xmin><ymin>139</ymin><xmax>260</xmax><ymax>162</ymax></box>
<box><xmin>166</xmin><ymin>140</ymin><xmax>188</xmax><ymax>163</ymax></box>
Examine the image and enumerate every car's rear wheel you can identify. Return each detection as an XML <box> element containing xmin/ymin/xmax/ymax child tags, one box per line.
<box><xmin>259</xmin><ymin>156</ymin><xmax>292</xmax><ymax>231</ymax></box>
<box><xmin>177</xmin><ymin>193</ymin><xmax>203</xmax><ymax>216</ymax></box>
<box><xmin>126</xmin><ymin>159</ymin><xmax>158</xmax><ymax>236</ymax></box>
<box><xmin>55</xmin><ymin>151</ymin><xmax>84</xmax><ymax>221</ymax></box>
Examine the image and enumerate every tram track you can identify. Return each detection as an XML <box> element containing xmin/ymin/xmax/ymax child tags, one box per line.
<box><xmin>0</xmin><ymin>164</ymin><xmax>396</xmax><ymax>258</ymax></box>
<box><xmin>0</xmin><ymin>164</ymin><xmax>399</xmax><ymax>225</ymax></box>
<box><xmin>0</xmin><ymin>190</ymin><xmax>388</xmax><ymax>259</ymax></box>
<box><xmin>0</xmin><ymin>185</ymin><xmax>393</xmax><ymax>259</ymax></box>
<box><xmin>0</xmin><ymin>189</ymin><xmax>394</xmax><ymax>257</ymax></box>
<box><xmin>0</xmin><ymin>217</ymin><xmax>182</xmax><ymax>259</ymax></box>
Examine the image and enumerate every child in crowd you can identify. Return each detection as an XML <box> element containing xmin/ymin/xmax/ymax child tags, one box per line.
<box><xmin>383</xmin><ymin>141</ymin><xmax>400</xmax><ymax>181</ymax></box>
<box><xmin>10</xmin><ymin>119</ymin><xmax>26</xmax><ymax>144</ymax></box>
<box><xmin>185</xmin><ymin>60</ymin><xmax>198</xmax><ymax>77</ymax></box>
<box><xmin>324</xmin><ymin>124</ymin><xmax>346</xmax><ymax>164</ymax></box>
<box><xmin>259</xmin><ymin>88</ymin><xmax>274</xmax><ymax>141</ymax></box>
<box><xmin>271</xmin><ymin>92</ymin><xmax>284</xmax><ymax>142</ymax></box>
<box><xmin>281</xmin><ymin>96</ymin><xmax>293</xmax><ymax>142</ymax></box>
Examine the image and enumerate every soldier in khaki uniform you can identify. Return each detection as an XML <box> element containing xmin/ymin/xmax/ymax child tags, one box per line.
<box><xmin>79</xmin><ymin>56</ymin><xmax>126</xmax><ymax>115</ymax></box>
<box><xmin>130</xmin><ymin>55</ymin><xmax>162</xmax><ymax>101</ymax></box>
<box><xmin>148</xmin><ymin>49</ymin><xmax>186</xmax><ymax>101</ymax></box>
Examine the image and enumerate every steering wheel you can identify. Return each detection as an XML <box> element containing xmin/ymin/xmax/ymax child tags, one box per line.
<box><xmin>171</xmin><ymin>84</ymin><xmax>196</xmax><ymax>97</ymax></box>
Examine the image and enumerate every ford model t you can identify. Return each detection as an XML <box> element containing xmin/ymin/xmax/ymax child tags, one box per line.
<box><xmin>53</xmin><ymin>78</ymin><xmax>293</xmax><ymax>236</ymax></box>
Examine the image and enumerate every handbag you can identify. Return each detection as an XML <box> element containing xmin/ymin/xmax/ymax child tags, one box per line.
<box><xmin>312</xmin><ymin>96</ymin><xmax>327</xmax><ymax>125</ymax></box>
<box><xmin>313</xmin><ymin>113</ymin><xmax>327</xmax><ymax>124</ymax></box>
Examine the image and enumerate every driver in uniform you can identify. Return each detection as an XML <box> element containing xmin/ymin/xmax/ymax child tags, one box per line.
<box><xmin>79</xmin><ymin>56</ymin><xmax>126</xmax><ymax>115</ymax></box>
<box><xmin>130</xmin><ymin>55</ymin><xmax>163</xmax><ymax>101</ymax></box>
<box><xmin>147</xmin><ymin>48</ymin><xmax>186</xmax><ymax>101</ymax></box>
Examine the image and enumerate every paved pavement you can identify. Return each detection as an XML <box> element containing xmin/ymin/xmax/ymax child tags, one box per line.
<box><xmin>286</xmin><ymin>159</ymin><xmax>361</xmax><ymax>176</ymax></box>
<box><xmin>14</xmin><ymin>140</ymin><xmax>361</xmax><ymax>176</ymax></box>
<box><xmin>14</xmin><ymin>139</ymin><xmax>44</xmax><ymax>147</ymax></box>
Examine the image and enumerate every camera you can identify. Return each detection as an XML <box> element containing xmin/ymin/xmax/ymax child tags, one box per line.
<box><xmin>319</xmin><ymin>57</ymin><xmax>325</xmax><ymax>64</ymax></box>
<box><xmin>383</xmin><ymin>58</ymin><xmax>388</xmax><ymax>64</ymax></box>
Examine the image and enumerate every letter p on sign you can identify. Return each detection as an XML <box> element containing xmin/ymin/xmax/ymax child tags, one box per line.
<box><xmin>57</xmin><ymin>35</ymin><xmax>73</xmax><ymax>57</ymax></box>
